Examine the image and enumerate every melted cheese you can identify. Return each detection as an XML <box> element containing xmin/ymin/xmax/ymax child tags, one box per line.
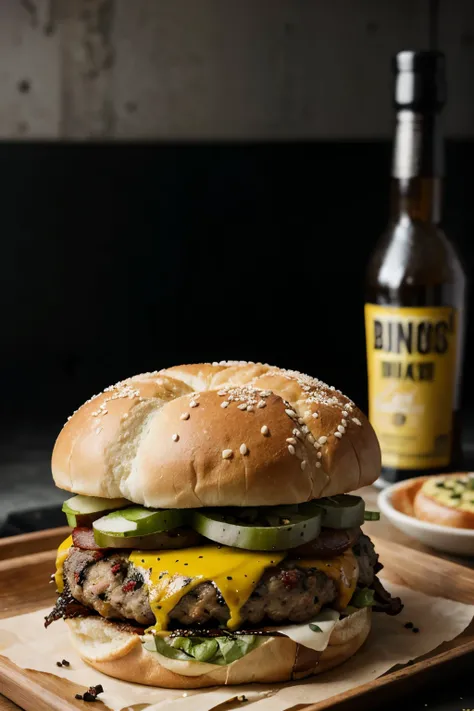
<box><xmin>129</xmin><ymin>545</ymin><xmax>285</xmax><ymax>631</ymax></box>
<box><xmin>55</xmin><ymin>535</ymin><xmax>73</xmax><ymax>592</ymax></box>
<box><xmin>297</xmin><ymin>549</ymin><xmax>359</xmax><ymax>610</ymax></box>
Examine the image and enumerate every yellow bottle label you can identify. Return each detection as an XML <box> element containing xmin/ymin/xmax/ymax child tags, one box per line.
<box><xmin>365</xmin><ymin>304</ymin><xmax>457</xmax><ymax>470</ymax></box>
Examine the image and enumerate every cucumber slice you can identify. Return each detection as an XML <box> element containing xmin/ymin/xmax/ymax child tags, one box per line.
<box><xmin>192</xmin><ymin>502</ymin><xmax>322</xmax><ymax>551</ymax></box>
<box><xmin>316</xmin><ymin>495</ymin><xmax>365</xmax><ymax>529</ymax></box>
<box><xmin>62</xmin><ymin>495</ymin><xmax>130</xmax><ymax>528</ymax></box>
<box><xmin>93</xmin><ymin>526</ymin><xmax>201</xmax><ymax>550</ymax></box>
<box><xmin>93</xmin><ymin>506</ymin><xmax>186</xmax><ymax>540</ymax></box>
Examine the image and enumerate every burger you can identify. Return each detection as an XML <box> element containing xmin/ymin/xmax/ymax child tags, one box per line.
<box><xmin>46</xmin><ymin>361</ymin><xmax>402</xmax><ymax>688</ymax></box>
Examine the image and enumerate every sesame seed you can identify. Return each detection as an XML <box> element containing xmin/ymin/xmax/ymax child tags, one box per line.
<box><xmin>312</xmin><ymin>412</ymin><xmax>319</xmax><ymax>418</ymax></box>
<box><xmin>293</xmin><ymin>429</ymin><xmax>302</xmax><ymax>438</ymax></box>
<box><xmin>247</xmin><ymin>405</ymin><xmax>254</xmax><ymax>412</ymax></box>
<box><xmin>342</xmin><ymin>411</ymin><xmax>348</xmax><ymax>418</ymax></box>
<box><xmin>180</xmin><ymin>413</ymin><xmax>190</xmax><ymax>420</ymax></box>
<box><xmin>316</xmin><ymin>461</ymin><xmax>322</xmax><ymax>468</ymax></box>
<box><xmin>341</xmin><ymin>419</ymin><xmax>347</xmax><ymax>426</ymax></box>
<box><xmin>317</xmin><ymin>452</ymin><xmax>322</xmax><ymax>459</ymax></box>
<box><xmin>306</xmin><ymin>434</ymin><xmax>315</xmax><ymax>444</ymax></box>
<box><xmin>337</xmin><ymin>425</ymin><xmax>346</xmax><ymax>434</ymax></box>
<box><xmin>329</xmin><ymin>386</ymin><xmax>335</xmax><ymax>391</ymax></box>
<box><xmin>122</xmin><ymin>412</ymin><xmax>129</xmax><ymax>420</ymax></box>
<box><xmin>334</xmin><ymin>431</ymin><xmax>342</xmax><ymax>439</ymax></box>
<box><xmin>261</xmin><ymin>425</ymin><xmax>269</xmax><ymax>436</ymax></box>
<box><xmin>288</xmin><ymin>444</ymin><xmax>296</xmax><ymax>455</ymax></box>
<box><xmin>318</xmin><ymin>436</ymin><xmax>327</xmax><ymax>444</ymax></box>
<box><xmin>257</xmin><ymin>400</ymin><xmax>266</xmax><ymax>409</ymax></box>
<box><xmin>92</xmin><ymin>412</ymin><xmax>99</xmax><ymax>417</ymax></box>
<box><xmin>286</xmin><ymin>437</ymin><xmax>297</xmax><ymax>445</ymax></box>
<box><xmin>95</xmin><ymin>427</ymin><xmax>102</xmax><ymax>435</ymax></box>
<box><xmin>285</xmin><ymin>409</ymin><xmax>297</xmax><ymax>419</ymax></box>
<box><xmin>222</xmin><ymin>449</ymin><xmax>233</xmax><ymax>459</ymax></box>
<box><xmin>240</xmin><ymin>444</ymin><xmax>248</xmax><ymax>455</ymax></box>
<box><xmin>301</xmin><ymin>460</ymin><xmax>307</xmax><ymax>471</ymax></box>
<box><xmin>304</xmin><ymin>410</ymin><xmax>312</xmax><ymax>418</ymax></box>
<box><xmin>238</xmin><ymin>403</ymin><xmax>247</xmax><ymax>410</ymax></box>
<box><xmin>221</xmin><ymin>401</ymin><xmax>229</xmax><ymax>409</ymax></box>
<box><xmin>314</xmin><ymin>442</ymin><xmax>321</xmax><ymax>449</ymax></box>
<box><xmin>190</xmin><ymin>400</ymin><xmax>198</xmax><ymax>408</ymax></box>
<box><xmin>301</xmin><ymin>425</ymin><xmax>309</xmax><ymax>434</ymax></box>
<box><xmin>172</xmin><ymin>433</ymin><xmax>179</xmax><ymax>442</ymax></box>
<box><xmin>352</xmin><ymin>417</ymin><xmax>362</xmax><ymax>426</ymax></box>
<box><xmin>298</xmin><ymin>417</ymin><xmax>305</xmax><ymax>425</ymax></box>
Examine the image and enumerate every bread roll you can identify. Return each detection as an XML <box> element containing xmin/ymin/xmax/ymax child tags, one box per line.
<box><xmin>414</xmin><ymin>473</ymin><xmax>474</xmax><ymax>528</ymax></box>
<box><xmin>52</xmin><ymin>361</ymin><xmax>380</xmax><ymax>507</ymax></box>
<box><xmin>67</xmin><ymin>608</ymin><xmax>371</xmax><ymax>688</ymax></box>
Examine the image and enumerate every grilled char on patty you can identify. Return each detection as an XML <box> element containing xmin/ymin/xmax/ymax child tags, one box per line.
<box><xmin>62</xmin><ymin>533</ymin><xmax>378</xmax><ymax>628</ymax></box>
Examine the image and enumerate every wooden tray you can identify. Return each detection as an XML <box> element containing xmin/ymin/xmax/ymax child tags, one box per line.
<box><xmin>1</xmin><ymin>529</ymin><xmax>474</xmax><ymax>711</ymax></box>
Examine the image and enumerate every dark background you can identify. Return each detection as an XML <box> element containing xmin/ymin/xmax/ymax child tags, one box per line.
<box><xmin>1</xmin><ymin>139</ymin><xmax>472</xmax><ymax>436</ymax></box>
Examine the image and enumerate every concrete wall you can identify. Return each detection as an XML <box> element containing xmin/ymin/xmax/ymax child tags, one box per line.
<box><xmin>1</xmin><ymin>0</ymin><xmax>473</xmax><ymax>140</ymax></box>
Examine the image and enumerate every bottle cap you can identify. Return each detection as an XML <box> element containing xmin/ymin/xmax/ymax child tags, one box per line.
<box><xmin>393</xmin><ymin>50</ymin><xmax>446</xmax><ymax>111</ymax></box>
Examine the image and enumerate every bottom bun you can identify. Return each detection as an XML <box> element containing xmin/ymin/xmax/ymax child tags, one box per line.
<box><xmin>66</xmin><ymin>608</ymin><xmax>371</xmax><ymax>689</ymax></box>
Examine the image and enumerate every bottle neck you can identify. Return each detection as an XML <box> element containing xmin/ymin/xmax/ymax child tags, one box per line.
<box><xmin>391</xmin><ymin>110</ymin><xmax>443</xmax><ymax>224</ymax></box>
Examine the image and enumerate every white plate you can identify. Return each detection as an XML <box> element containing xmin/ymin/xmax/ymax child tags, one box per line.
<box><xmin>377</xmin><ymin>479</ymin><xmax>474</xmax><ymax>557</ymax></box>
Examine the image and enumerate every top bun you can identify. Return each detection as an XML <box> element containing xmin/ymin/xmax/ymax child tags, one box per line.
<box><xmin>52</xmin><ymin>361</ymin><xmax>380</xmax><ymax>507</ymax></box>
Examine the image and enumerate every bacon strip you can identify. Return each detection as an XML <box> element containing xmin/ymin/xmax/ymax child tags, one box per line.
<box><xmin>72</xmin><ymin>527</ymin><xmax>107</xmax><ymax>551</ymax></box>
<box><xmin>293</xmin><ymin>527</ymin><xmax>361</xmax><ymax>559</ymax></box>
<box><xmin>372</xmin><ymin>576</ymin><xmax>403</xmax><ymax>615</ymax></box>
<box><xmin>44</xmin><ymin>587</ymin><xmax>93</xmax><ymax>628</ymax></box>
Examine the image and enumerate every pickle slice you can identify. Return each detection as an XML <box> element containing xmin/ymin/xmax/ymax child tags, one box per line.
<box><xmin>62</xmin><ymin>495</ymin><xmax>130</xmax><ymax>528</ymax></box>
<box><xmin>93</xmin><ymin>506</ymin><xmax>186</xmax><ymax>541</ymax></box>
<box><xmin>93</xmin><ymin>526</ymin><xmax>201</xmax><ymax>550</ymax></box>
<box><xmin>192</xmin><ymin>503</ymin><xmax>322</xmax><ymax>551</ymax></box>
<box><xmin>316</xmin><ymin>495</ymin><xmax>365</xmax><ymax>529</ymax></box>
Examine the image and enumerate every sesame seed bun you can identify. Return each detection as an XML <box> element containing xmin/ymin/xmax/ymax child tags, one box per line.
<box><xmin>66</xmin><ymin>607</ymin><xmax>371</xmax><ymax>688</ymax></box>
<box><xmin>52</xmin><ymin>361</ymin><xmax>381</xmax><ymax>507</ymax></box>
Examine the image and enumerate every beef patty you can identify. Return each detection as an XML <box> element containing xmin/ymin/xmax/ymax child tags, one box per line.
<box><xmin>61</xmin><ymin>532</ymin><xmax>378</xmax><ymax>628</ymax></box>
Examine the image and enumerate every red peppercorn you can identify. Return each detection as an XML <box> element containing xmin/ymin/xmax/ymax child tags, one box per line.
<box><xmin>122</xmin><ymin>580</ymin><xmax>137</xmax><ymax>593</ymax></box>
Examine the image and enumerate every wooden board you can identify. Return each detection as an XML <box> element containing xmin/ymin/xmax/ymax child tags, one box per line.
<box><xmin>0</xmin><ymin>695</ymin><xmax>21</xmax><ymax>711</ymax></box>
<box><xmin>1</xmin><ymin>528</ymin><xmax>474</xmax><ymax>711</ymax></box>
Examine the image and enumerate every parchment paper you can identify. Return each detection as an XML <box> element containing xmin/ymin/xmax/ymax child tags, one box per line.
<box><xmin>0</xmin><ymin>579</ymin><xmax>473</xmax><ymax>711</ymax></box>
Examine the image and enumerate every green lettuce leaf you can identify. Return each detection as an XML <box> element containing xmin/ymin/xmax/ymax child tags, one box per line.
<box><xmin>214</xmin><ymin>635</ymin><xmax>256</xmax><ymax>664</ymax></box>
<box><xmin>149</xmin><ymin>634</ymin><xmax>259</xmax><ymax>666</ymax></box>
<box><xmin>171</xmin><ymin>636</ymin><xmax>219</xmax><ymax>662</ymax></box>
<box><xmin>149</xmin><ymin>637</ymin><xmax>191</xmax><ymax>661</ymax></box>
<box><xmin>350</xmin><ymin>587</ymin><xmax>375</xmax><ymax>608</ymax></box>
